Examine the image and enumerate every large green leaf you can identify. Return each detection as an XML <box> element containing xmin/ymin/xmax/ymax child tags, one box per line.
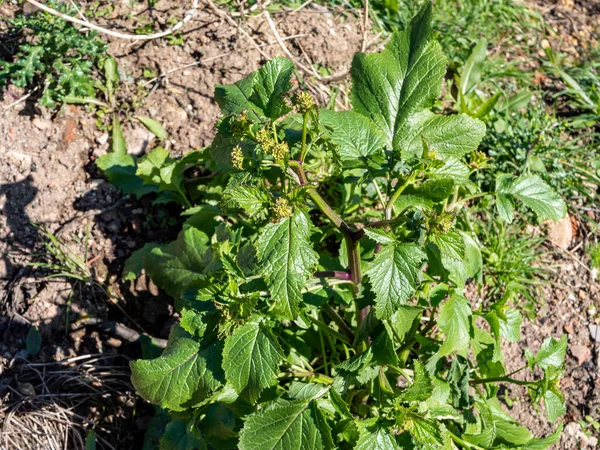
<box><xmin>319</xmin><ymin>110</ymin><xmax>387</xmax><ymax>166</ymax></box>
<box><xmin>239</xmin><ymin>388</ymin><xmax>330</xmax><ymax>450</ymax></box>
<box><xmin>350</xmin><ymin>3</ymin><xmax>446</xmax><ymax>154</ymax></box>
<box><xmin>215</xmin><ymin>57</ymin><xmax>294</xmax><ymax>120</ymax></box>
<box><xmin>145</xmin><ymin>227</ymin><xmax>210</xmax><ymax>300</ymax></box>
<box><xmin>222</xmin><ymin>322</ymin><xmax>284</xmax><ymax>403</ymax></box>
<box><xmin>256</xmin><ymin>211</ymin><xmax>319</xmax><ymax>319</ymax></box>
<box><xmin>396</xmin><ymin>110</ymin><xmax>486</xmax><ymax>160</ymax></box>
<box><xmin>365</xmin><ymin>243</ymin><xmax>426</xmax><ymax>319</ymax></box>
<box><xmin>460</xmin><ymin>38</ymin><xmax>487</xmax><ymax>95</ymax></box>
<box><xmin>130</xmin><ymin>325</ymin><xmax>223</xmax><ymax>411</ymax></box>
<box><xmin>438</xmin><ymin>292</ymin><xmax>471</xmax><ymax>357</ymax></box>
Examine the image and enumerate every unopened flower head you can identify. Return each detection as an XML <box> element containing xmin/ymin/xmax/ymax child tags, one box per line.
<box><xmin>231</xmin><ymin>144</ymin><xmax>244</xmax><ymax>170</ymax></box>
<box><xmin>272</xmin><ymin>197</ymin><xmax>293</xmax><ymax>220</ymax></box>
<box><xmin>294</xmin><ymin>92</ymin><xmax>315</xmax><ymax>114</ymax></box>
<box><xmin>271</xmin><ymin>142</ymin><xmax>289</xmax><ymax>160</ymax></box>
<box><xmin>256</xmin><ymin>128</ymin><xmax>276</xmax><ymax>153</ymax></box>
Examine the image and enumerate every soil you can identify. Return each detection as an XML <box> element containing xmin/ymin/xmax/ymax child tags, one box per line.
<box><xmin>0</xmin><ymin>1</ymin><xmax>599</xmax><ymax>449</ymax></box>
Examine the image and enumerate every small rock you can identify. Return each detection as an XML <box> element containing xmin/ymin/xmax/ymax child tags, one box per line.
<box><xmin>32</xmin><ymin>117</ymin><xmax>52</xmax><ymax>131</ymax></box>
<box><xmin>570</xmin><ymin>345</ymin><xmax>592</xmax><ymax>366</ymax></box>
<box><xmin>106</xmin><ymin>338</ymin><xmax>122</xmax><ymax>348</ymax></box>
<box><xmin>589</xmin><ymin>324</ymin><xmax>600</xmax><ymax>342</ymax></box>
<box><xmin>96</xmin><ymin>133</ymin><xmax>109</xmax><ymax>145</ymax></box>
<box><xmin>547</xmin><ymin>216</ymin><xmax>573</xmax><ymax>250</ymax></box>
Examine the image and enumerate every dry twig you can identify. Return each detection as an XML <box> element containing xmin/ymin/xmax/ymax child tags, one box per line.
<box><xmin>24</xmin><ymin>0</ymin><xmax>199</xmax><ymax>40</ymax></box>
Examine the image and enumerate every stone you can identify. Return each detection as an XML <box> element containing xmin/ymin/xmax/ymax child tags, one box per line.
<box><xmin>32</xmin><ymin>117</ymin><xmax>52</xmax><ymax>131</ymax></box>
<box><xmin>570</xmin><ymin>344</ymin><xmax>591</xmax><ymax>366</ymax></box>
<box><xmin>547</xmin><ymin>215</ymin><xmax>573</xmax><ymax>250</ymax></box>
<box><xmin>589</xmin><ymin>324</ymin><xmax>600</xmax><ymax>342</ymax></box>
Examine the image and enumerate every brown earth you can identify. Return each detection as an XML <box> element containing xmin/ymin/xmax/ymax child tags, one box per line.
<box><xmin>0</xmin><ymin>0</ymin><xmax>599</xmax><ymax>449</ymax></box>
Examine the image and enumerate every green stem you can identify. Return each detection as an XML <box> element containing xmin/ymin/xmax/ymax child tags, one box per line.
<box><xmin>385</xmin><ymin>172</ymin><xmax>417</xmax><ymax>220</ymax></box>
<box><xmin>280</xmin><ymin>370</ymin><xmax>334</xmax><ymax>385</ymax></box>
<box><xmin>448</xmin><ymin>431</ymin><xmax>486</xmax><ymax>450</ymax></box>
<box><xmin>470</xmin><ymin>376</ymin><xmax>534</xmax><ymax>386</ymax></box>
<box><xmin>319</xmin><ymin>328</ymin><xmax>329</xmax><ymax>376</ymax></box>
<box><xmin>322</xmin><ymin>303</ymin><xmax>354</xmax><ymax>342</ymax></box>
<box><xmin>300</xmin><ymin>111</ymin><xmax>309</xmax><ymax>162</ymax></box>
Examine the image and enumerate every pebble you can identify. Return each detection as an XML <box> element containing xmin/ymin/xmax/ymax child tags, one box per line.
<box><xmin>589</xmin><ymin>324</ymin><xmax>600</xmax><ymax>342</ymax></box>
<box><xmin>570</xmin><ymin>344</ymin><xmax>592</xmax><ymax>366</ymax></box>
<box><xmin>96</xmin><ymin>133</ymin><xmax>109</xmax><ymax>145</ymax></box>
<box><xmin>32</xmin><ymin>117</ymin><xmax>52</xmax><ymax>131</ymax></box>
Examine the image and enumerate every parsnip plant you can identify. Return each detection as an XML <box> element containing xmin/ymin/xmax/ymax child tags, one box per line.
<box><xmin>113</xmin><ymin>4</ymin><xmax>568</xmax><ymax>449</ymax></box>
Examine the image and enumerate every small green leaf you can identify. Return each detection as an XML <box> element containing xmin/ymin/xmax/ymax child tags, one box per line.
<box><xmin>438</xmin><ymin>292</ymin><xmax>471</xmax><ymax>357</ymax></box>
<box><xmin>400</xmin><ymin>360</ymin><xmax>432</xmax><ymax>402</ymax></box>
<box><xmin>122</xmin><ymin>243</ymin><xmax>164</xmax><ymax>281</ymax></box>
<box><xmin>138</xmin><ymin>116</ymin><xmax>167</xmax><ymax>140</ymax></box>
<box><xmin>222</xmin><ymin>322</ymin><xmax>284</xmax><ymax>403</ymax></box>
<box><xmin>389</xmin><ymin>305</ymin><xmax>424</xmax><ymax>344</ymax></box>
<box><xmin>506</xmin><ymin>174</ymin><xmax>566</xmax><ymax>221</ymax></box>
<box><xmin>543</xmin><ymin>388</ymin><xmax>565</xmax><ymax>423</ymax></box>
<box><xmin>26</xmin><ymin>326</ymin><xmax>41</xmax><ymax>356</ymax></box>
<box><xmin>366</xmin><ymin>242</ymin><xmax>426</xmax><ymax>320</ymax></box>
<box><xmin>85</xmin><ymin>430</ymin><xmax>96</xmax><ymax>450</ymax></box>
<box><xmin>251</xmin><ymin>56</ymin><xmax>294</xmax><ymax>119</ymax></box>
<box><xmin>256</xmin><ymin>211</ymin><xmax>319</xmax><ymax>320</ymax></box>
<box><xmin>223</xmin><ymin>183</ymin><xmax>271</xmax><ymax>218</ymax></box>
<box><xmin>530</xmin><ymin>336</ymin><xmax>567</xmax><ymax>370</ymax></box>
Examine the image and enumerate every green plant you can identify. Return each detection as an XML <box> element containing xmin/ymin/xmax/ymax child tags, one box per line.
<box><xmin>589</xmin><ymin>242</ymin><xmax>600</xmax><ymax>270</ymax></box>
<box><xmin>0</xmin><ymin>0</ymin><xmax>107</xmax><ymax>108</ymax></box>
<box><xmin>103</xmin><ymin>4</ymin><xmax>567</xmax><ymax>449</ymax></box>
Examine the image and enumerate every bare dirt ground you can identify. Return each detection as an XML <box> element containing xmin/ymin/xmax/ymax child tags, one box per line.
<box><xmin>0</xmin><ymin>0</ymin><xmax>599</xmax><ymax>448</ymax></box>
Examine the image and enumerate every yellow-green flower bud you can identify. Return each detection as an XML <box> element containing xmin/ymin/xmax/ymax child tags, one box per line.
<box><xmin>272</xmin><ymin>197</ymin><xmax>293</xmax><ymax>220</ymax></box>
<box><xmin>231</xmin><ymin>144</ymin><xmax>244</xmax><ymax>170</ymax></box>
<box><xmin>294</xmin><ymin>92</ymin><xmax>315</xmax><ymax>114</ymax></box>
<box><xmin>271</xmin><ymin>142</ymin><xmax>289</xmax><ymax>160</ymax></box>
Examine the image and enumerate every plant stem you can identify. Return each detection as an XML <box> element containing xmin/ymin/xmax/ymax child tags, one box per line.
<box><xmin>448</xmin><ymin>431</ymin><xmax>486</xmax><ymax>450</ymax></box>
<box><xmin>322</xmin><ymin>303</ymin><xmax>354</xmax><ymax>342</ymax></box>
<box><xmin>314</xmin><ymin>270</ymin><xmax>352</xmax><ymax>280</ymax></box>
<box><xmin>385</xmin><ymin>172</ymin><xmax>417</xmax><ymax>220</ymax></box>
<box><xmin>281</xmin><ymin>370</ymin><xmax>334</xmax><ymax>385</ymax></box>
<box><xmin>470</xmin><ymin>376</ymin><xmax>534</xmax><ymax>386</ymax></box>
<box><xmin>300</xmin><ymin>111</ymin><xmax>309</xmax><ymax>162</ymax></box>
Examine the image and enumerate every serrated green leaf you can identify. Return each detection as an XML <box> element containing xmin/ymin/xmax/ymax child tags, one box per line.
<box><xmin>239</xmin><ymin>388</ymin><xmax>330</xmax><ymax>450</ymax></box>
<box><xmin>366</xmin><ymin>243</ymin><xmax>426</xmax><ymax>319</ymax></box>
<box><xmin>319</xmin><ymin>110</ymin><xmax>386</xmax><ymax>166</ymax></box>
<box><xmin>223</xmin><ymin>183</ymin><xmax>271</xmax><ymax>218</ymax></box>
<box><xmin>214</xmin><ymin>73</ymin><xmax>258</xmax><ymax>119</ymax></box>
<box><xmin>160</xmin><ymin>419</ymin><xmax>207</xmax><ymax>450</ymax></box>
<box><xmin>507</xmin><ymin>174</ymin><xmax>567</xmax><ymax>221</ymax></box>
<box><xmin>431</xmin><ymin>231</ymin><xmax>464</xmax><ymax>262</ymax></box>
<box><xmin>251</xmin><ymin>57</ymin><xmax>294</xmax><ymax>119</ymax></box>
<box><xmin>364</xmin><ymin>228</ymin><xmax>396</xmax><ymax>245</ymax></box>
<box><xmin>543</xmin><ymin>388</ymin><xmax>565</xmax><ymax>423</ymax></box>
<box><xmin>389</xmin><ymin>305</ymin><xmax>424</xmax><ymax>344</ymax></box>
<box><xmin>400</xmin><ymin>360</ymin><xmax>432</xmax><ymax>402</ymax></box>
<box><xmin>144</xmin><ymin>227</ymin><xmax>210</xmax><ymax>300</ymax></box>
<box><xmin>530</xmin><ymin>336</ymin><xmax>567</xmax><ymax>370</ymax></box>
<box><xmin>372</xmin><ymin>327</ymin><xmax>399</xmax><ymax>367</ymax></box>
<box><xmin>396</xmin><ymin>110</ymin><xmax>486</xmax><ymax>160</ymax></box>
<box><xmin>351</xmin><ymin>3</ymin><xmax>446</xmax><ymax>155</ymax></box>
<box><xmin>521</xmin><ymin>424</ymin><xmax>563</xmax><ymax>450</ymax></box>
<box><xmin>131</xmin><ymin>325</ymin><xmax>223</xmax><ymax>411</ymax></box>
<box><xmin>222</xmin><ymin>322</ymin><xmax>283</xmax><ymax>403</ymax></box>
<box><xmin>256</xmin><ymin>211</ymin><xmax>319</xmax><ymax>320</ymax></box>
<box><xmin>410</xmin><ymin>417</ymin><xmax>442</xmax><ymax>445</ymax></box>
<box><xmin>355</xmin><ymin>427</ymin><xmax>398</xmax><ymax>450</ymax></box>
<box><xmin>438</xmin><ymin>292</ymin><xmax>471</xmax><ymax>357</ymax></box>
